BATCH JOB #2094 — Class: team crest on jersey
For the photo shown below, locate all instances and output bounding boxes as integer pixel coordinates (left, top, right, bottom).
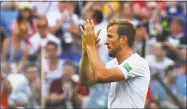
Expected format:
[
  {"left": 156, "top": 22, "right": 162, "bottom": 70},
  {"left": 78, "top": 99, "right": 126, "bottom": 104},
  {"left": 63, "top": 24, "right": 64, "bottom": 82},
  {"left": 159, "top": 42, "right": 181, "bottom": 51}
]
[{"left": 123, "top": 63, "right": 132, "bottom": 72}]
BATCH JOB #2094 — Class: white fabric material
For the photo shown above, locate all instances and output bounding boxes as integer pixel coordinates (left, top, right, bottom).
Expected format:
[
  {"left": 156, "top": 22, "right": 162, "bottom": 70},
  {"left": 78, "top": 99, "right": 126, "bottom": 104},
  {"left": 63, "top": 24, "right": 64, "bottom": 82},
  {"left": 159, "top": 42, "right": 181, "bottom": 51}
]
[
  {"left": 106, "top": 53, "right": 150, "bottom": 108},
  {"left": 29, "top": 32, "right": 61, "bottom": 55}
]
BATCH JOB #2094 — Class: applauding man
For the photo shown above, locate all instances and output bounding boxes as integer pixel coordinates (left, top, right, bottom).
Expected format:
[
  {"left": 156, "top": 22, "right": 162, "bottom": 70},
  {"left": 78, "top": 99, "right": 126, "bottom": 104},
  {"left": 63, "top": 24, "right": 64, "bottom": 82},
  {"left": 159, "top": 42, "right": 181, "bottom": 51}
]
[{"left": 79, "top": 19, "right": 150, "bottom": 108}]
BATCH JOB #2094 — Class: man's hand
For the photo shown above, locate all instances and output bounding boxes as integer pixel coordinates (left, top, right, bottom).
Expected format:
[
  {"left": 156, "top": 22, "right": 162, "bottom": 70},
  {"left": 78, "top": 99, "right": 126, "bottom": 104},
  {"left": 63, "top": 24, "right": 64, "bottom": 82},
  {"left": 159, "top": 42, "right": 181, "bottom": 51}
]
[
  {"left": 80, "top": 19, "right": 101, "bottom": 49},
  {"left": 81, "top": 32, "right": 100, "bottom": 56},
  {"left": 82, "top": 39, "right": 87, "bottom": 55},
  {"left": 49, "top": 93, "right": 65, "bottom": 103}
]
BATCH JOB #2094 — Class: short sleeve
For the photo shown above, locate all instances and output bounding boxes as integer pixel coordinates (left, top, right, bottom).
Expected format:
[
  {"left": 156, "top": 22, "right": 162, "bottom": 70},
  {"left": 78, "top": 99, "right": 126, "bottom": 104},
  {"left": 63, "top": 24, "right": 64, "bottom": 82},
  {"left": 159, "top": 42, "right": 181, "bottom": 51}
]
[{"left": 118, "top": 61, "right": 145, "bottom": 80}]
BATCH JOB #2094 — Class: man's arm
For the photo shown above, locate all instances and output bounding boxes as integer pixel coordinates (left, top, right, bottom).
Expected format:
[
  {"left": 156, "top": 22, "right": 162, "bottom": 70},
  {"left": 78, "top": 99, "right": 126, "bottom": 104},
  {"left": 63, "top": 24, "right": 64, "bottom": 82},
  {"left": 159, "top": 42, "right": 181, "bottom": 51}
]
[
  {"left": 86, "top": 46, "right": 125, "bottom": 83},
  {"left": 79, "top": 41, "right": 97, "bottom": 87}
]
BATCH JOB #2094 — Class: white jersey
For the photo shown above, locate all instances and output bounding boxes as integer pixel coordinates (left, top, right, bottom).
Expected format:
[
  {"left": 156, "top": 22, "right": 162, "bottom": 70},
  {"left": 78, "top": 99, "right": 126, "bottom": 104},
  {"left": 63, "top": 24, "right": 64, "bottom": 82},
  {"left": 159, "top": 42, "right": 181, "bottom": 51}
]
[{"left": 106, "top": 53, "right": 150, "bottom": 108}]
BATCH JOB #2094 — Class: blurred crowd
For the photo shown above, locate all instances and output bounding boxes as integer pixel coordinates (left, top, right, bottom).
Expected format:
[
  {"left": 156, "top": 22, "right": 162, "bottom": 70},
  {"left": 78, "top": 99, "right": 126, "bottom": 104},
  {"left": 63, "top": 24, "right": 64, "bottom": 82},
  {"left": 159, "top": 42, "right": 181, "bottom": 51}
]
[{"left": 0, "top": 1, "right": 186, "bottom": 109}]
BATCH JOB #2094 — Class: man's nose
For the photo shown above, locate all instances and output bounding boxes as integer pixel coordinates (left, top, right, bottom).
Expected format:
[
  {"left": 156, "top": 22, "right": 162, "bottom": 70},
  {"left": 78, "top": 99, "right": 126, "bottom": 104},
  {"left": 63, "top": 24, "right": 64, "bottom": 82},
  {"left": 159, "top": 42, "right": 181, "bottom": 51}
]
[
  {"left": 105, "top": 40, "right": 108, "bottom": 45},
  {"left": 104, "top": 42, "right": 108, "bottom": 45}
]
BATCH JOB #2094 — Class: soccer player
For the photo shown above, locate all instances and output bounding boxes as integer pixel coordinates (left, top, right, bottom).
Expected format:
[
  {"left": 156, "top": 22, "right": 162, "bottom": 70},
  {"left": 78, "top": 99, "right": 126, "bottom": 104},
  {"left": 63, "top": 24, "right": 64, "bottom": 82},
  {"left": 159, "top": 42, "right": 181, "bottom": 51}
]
[{"left": 79, "top": 19, "right": 150, "bottom": 108}]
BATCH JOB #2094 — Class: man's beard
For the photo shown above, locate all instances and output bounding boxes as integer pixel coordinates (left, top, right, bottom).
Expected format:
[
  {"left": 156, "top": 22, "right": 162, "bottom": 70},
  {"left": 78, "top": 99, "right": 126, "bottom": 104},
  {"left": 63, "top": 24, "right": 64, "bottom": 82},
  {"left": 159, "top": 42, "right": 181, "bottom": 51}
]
[{"left": 109, "top": 48, "right": 119, "bottom": 57}]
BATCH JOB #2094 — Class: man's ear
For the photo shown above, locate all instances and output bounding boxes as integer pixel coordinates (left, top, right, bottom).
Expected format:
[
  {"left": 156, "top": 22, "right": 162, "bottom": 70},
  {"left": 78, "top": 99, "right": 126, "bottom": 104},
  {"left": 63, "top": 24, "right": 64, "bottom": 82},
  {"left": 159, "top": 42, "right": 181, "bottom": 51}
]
[{"left": 120, "top": 35, "right": 128, "bottom": 45}]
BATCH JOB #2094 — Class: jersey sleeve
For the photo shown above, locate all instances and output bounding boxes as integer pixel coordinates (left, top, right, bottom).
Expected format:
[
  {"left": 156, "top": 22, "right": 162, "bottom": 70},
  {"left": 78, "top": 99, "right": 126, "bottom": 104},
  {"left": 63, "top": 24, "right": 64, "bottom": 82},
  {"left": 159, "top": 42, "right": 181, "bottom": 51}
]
[{"left": 118, "top": 60, "right": 146, "bottom": 80}]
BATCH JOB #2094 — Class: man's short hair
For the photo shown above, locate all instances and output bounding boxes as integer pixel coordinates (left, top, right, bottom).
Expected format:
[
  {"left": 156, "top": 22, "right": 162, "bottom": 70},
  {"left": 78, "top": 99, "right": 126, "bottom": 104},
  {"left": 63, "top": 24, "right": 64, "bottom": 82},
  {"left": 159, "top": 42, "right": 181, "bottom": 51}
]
[
  {"left": 47, "top": 41, "right": 58, "bottom": 49},
  {"left": 37, "top": 15, "right": 48, "bottom": 26},
  {"left": 24, "top": 63, "right": 38, "bottom": 72},
  {"left": 107, "top": 19, "right": 136, "bottom": 48}
]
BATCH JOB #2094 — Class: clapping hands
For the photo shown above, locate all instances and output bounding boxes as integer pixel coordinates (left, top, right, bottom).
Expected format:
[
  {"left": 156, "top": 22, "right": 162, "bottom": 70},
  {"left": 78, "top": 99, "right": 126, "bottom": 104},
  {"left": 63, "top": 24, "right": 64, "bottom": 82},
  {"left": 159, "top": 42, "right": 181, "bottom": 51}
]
[{"left": 80, "top": 19, "right": 101, "bottom": 49}]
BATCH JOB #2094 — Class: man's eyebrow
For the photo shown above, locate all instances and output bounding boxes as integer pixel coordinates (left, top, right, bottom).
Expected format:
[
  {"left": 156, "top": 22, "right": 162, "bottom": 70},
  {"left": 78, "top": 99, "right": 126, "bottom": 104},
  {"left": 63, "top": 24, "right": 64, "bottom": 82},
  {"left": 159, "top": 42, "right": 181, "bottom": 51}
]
[
  {"left": 107, "top": 34, "right": 113, "bottom": 37},
  {"left": 108, "top": 32, "right": 115, "bottom": 36}
]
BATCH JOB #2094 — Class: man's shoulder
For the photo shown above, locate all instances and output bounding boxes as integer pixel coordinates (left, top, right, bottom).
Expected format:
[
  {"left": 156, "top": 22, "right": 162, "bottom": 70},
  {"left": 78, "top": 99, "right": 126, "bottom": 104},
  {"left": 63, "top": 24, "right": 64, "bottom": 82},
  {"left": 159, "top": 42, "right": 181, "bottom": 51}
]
[
  {"left": 29, "top": 33, "right": 40, "bottom": 41},
  {"left": 126, "top": 53, "right": 149, "bottom": 73},
  {"left": 105, "top": 58, "right": 118, "bottom": 68}
]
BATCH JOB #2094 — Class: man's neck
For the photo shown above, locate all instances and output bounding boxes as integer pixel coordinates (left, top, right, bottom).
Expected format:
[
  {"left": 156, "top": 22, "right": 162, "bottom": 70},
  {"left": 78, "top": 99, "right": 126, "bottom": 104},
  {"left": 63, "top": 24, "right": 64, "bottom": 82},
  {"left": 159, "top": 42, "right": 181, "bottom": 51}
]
[
  {"left": 40, "top": 33, "right": 47, "bottom": 39},
  {"left": 116, "top": 47, "right": 133, "bottom": 64}
]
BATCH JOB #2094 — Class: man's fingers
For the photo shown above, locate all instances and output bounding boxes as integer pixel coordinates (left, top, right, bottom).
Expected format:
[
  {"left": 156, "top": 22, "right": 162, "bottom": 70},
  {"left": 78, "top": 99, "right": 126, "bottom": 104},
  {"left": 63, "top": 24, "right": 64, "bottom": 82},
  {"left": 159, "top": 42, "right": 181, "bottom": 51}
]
[
  {"left": 96, "top": 38, "right": 100, "bottom": 47},
  {"left": 84, "top": 20, "right": 89, "bottom": 33},
  {"left": 96, "top": 38, "right": 100, "bottom": 44},
  {"left": 96, "top": 29, "right": 101, "bottom": 37},
  {"left": 86, "top": 19, "right": 91, "bottom": 30},
  {"left": 80, "top": 25, "right": 85, "bottom": 36},
  {"left": 91, "top": 20, "right": 95, "bottom": 30}
]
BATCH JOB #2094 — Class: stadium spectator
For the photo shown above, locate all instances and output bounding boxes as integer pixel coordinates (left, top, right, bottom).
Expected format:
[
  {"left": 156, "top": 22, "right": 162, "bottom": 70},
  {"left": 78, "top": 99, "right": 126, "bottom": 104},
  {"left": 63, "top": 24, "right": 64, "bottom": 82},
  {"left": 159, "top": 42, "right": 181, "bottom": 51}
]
[
  {"left": 45, "top": 41, "right": 64, "bottom": 96},
  {"left": 8, "top": 63, "right": 40, "bottom": 108},
  {"left": 29, "top": 16, "right": 61, "bottom": 57},
  {"left": 119, "top": 2, "right": 139, "bottom": 27},
  {"left": 141, "top": 2, "right": 164, "bottom": 40},
  {"left": 146, "top": 42, "right": 174, "bottom": 78},
  {"left": 46, "top": 2, "right": 80, "bottom": 53},
  {"left": 168, "top": 18, "right": 186, "bottom": 46},
  {"left": 164, "top": 18, "right": 186, "bottom": 61},
  {"left": 2, "top": 22, "right": 29, "bottom": 73},
  {"left": 133, "top": 22, "right": 149, "bottom": 57},
  {"left": 46, "top": 60, "right": 82, "bottom": 109},
  {"left": 11, "top": 2, "right": 37, "bottom": 37}
]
